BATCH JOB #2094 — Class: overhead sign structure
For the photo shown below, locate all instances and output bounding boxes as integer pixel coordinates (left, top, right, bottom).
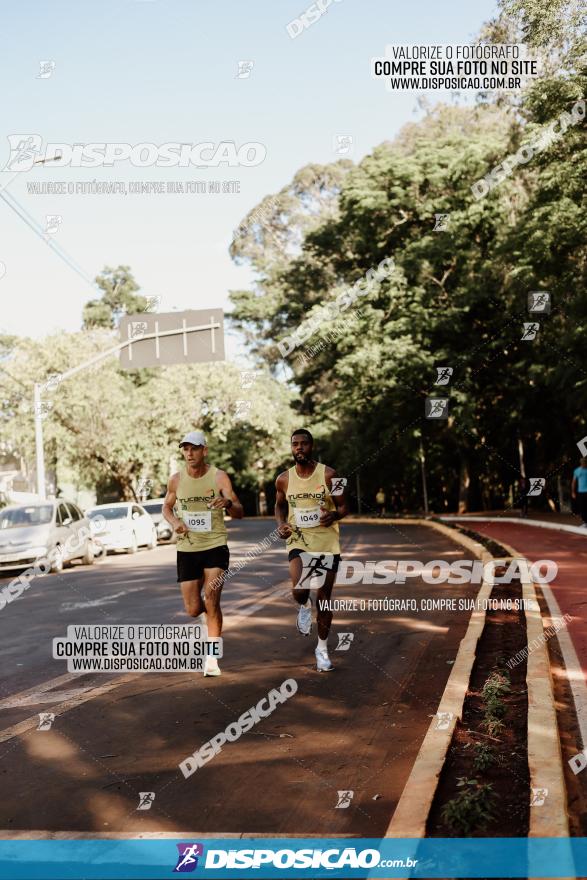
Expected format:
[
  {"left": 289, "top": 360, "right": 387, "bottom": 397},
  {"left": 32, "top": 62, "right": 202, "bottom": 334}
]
[
  {"left": 33, "top": 308, "right": 226, "bottom": 499},
  {"left": 118, "top": 309, "right": 225, "bottom": 370}
]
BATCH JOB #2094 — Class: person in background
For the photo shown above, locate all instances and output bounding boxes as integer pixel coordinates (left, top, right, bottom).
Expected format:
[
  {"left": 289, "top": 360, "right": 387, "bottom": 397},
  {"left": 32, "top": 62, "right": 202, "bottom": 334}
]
[
  {"left": 375, "top": 487, "right": 386, "bottom": 517},
  {"left": 571, "top": 458, "right": 587, "bottom": 527}
]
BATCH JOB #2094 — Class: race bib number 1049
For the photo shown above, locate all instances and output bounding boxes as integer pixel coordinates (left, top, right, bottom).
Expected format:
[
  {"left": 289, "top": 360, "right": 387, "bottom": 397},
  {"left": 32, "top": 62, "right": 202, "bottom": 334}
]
[{"left": 294, "top": 507, "right": 321, "bottom": 529}]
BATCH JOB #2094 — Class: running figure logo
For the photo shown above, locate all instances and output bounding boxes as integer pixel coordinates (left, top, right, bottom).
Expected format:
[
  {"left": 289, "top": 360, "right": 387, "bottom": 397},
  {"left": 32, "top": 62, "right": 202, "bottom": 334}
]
[
  {"left": 528, "top": 291, "right": 551, "bottom": 314},
  {"left": 434, "top": 367, "right": 453, "bottom": 386},
  {"left": 144, "top": 295, "right": 161, "bottom": 313},
  {"left": 335, "top": 790, "right": 354, "bottom": 809},
  {"left": 3, "top": 134, "right": 43, "bottom": 171},
  {"left": 130, "top": 321, "right": 148, "bottom": 339},
  {"left": 174, "top": 843, "right": 204, "bottom": 872},
  {"left": 234, "top": 400, "right": 252, "bottom": 420},
  {"left": 335, "top": 632, "right": 354, "bottom": 651},
  {"left": 296, "top": 553, "right": 335, "bottom": 590},
  {"left": 333, "top": 135, "right": 353, "bottom": 155},
  {"left": 44, "top": 215, "right": 62, "bottom": 236},
  {"left": 433, "top": 213, "right": 450, "bottom": 231},
  {"left": 330, "top": 477, "right": 347, "bottom": 496},
  {"left": 425, "top": 398, "right": 449, "bottom": 419},
  {"left": 435, "top": 712, "right": 453, "bottom": 730},
  {"left": 526, "top": 477, "right": 545, "bottom": 496},
  {"left": 530, "top": 787, "right": 548, "bottom": 806},
  {"left": 37, "top": 60, "right": 56, "bottom": 79},
  {"left": 37, "top": 713, "right": 55, "bottom": 731},
  {"left": 521, "top": 322, "right": 540, "bottom": 341},
  {"left": 236, "top": 60, "right": 254, "bottom": 79},
  {"left": 137, "top": 792, "right": 155, "bottom": 811}
]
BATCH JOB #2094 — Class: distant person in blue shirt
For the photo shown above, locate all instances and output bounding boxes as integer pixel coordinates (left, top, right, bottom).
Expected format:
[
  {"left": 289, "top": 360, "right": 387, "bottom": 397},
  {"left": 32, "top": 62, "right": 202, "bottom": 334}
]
[{"left": 572, "top": 458, "right": 587, "bottom": 527}]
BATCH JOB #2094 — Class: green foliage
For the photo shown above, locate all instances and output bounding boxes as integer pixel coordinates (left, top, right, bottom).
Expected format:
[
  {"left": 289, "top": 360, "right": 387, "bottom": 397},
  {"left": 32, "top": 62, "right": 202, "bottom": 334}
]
[
  {"left": 480, "top": 669, "right": 511, "bottom": 731},
  {"left": 481, "top": 671, "right": 511, "bottom": 702},
  {"left": 473, "top": 741, "right": 497, "bottom": 772},
  {"left": 441, "top": 778, "right": 497, "bottom": 832},
  {"left": 82, "top": 266, "right": 149, "bottom": 329},
  {"left": 481, "top": 717, "right": 506, "bottom": 737},
  {"left": 0, "top": 331, "right": 295, "bottom": 501},
  {"left": 228, "top": 0, "right": 586, "bottom": 513}
]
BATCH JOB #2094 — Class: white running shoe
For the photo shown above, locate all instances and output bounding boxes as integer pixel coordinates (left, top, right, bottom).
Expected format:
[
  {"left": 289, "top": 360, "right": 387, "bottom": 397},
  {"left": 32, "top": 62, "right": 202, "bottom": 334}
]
[
  {"left": 315, "top": 647, "right": 334, "bottom": 672},
  {"left": 204, "top": 658, "right": 221, "bottom": 677},
  {"left": 296, "top": 599, "right": 313, "bottom": 636}
]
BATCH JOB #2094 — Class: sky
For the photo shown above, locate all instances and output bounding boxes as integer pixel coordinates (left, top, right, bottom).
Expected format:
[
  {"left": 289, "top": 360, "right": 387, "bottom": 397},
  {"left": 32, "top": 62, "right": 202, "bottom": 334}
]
[{"left": 0, "top": 0, "right": 499, "bottom": 356}]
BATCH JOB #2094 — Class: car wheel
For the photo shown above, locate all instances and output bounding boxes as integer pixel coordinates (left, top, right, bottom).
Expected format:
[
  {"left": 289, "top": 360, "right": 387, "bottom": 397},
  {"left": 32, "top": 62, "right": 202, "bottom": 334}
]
[
  {"left": 148, "top": 528, "right": 157, "bottom": 549},
  {"left": 127, "top": 533, "right": 138, "bottom": 554},
  {"left": 82, "top": 540, "right": 94, "bottom": 565},
  {"left": 51, "top": 547, "right": 64, "bottom": 573}
]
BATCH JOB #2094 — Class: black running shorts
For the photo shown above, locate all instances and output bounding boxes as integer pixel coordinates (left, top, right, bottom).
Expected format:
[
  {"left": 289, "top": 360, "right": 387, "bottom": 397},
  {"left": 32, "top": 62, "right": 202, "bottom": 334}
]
[{"left": 176, "top": 545, "right": 230, "bottom": 583}]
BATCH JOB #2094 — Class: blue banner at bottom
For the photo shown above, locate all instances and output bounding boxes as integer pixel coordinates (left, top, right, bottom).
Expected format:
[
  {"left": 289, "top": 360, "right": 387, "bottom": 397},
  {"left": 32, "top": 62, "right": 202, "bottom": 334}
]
[{"left": 0, "top": 837, "right": 583, "bottom": 879}]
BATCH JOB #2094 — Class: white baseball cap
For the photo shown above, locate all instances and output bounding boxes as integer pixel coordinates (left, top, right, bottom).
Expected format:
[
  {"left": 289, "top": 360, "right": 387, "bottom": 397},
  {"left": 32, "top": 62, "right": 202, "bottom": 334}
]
[{"left": 179, "top": 430, "right": 207, "bottom": 448}]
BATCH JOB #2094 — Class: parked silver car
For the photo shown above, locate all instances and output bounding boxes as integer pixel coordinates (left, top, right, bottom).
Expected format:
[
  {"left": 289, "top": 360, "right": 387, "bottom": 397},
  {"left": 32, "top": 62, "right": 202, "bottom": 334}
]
[
  {"left": 141, "top": 499, "right": 176, "bottom": 543},
  {"left": 0, "top": 500, "right": 94, "bottom": 573}
]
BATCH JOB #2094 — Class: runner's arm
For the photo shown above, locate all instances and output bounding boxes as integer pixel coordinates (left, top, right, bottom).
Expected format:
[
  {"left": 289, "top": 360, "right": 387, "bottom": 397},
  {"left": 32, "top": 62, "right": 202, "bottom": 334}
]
[
  {"left": 275, "top": 472, "right": 292, "bottom": 538},
  {"left": 320, "top": 467, "right": 349, "bottom": 527},
  {"left": 210, "top": 470, "right": 244, "bottom": 518},
  {"left": 162, "top": 473, "right": 187, "bottom": 534},
  {"left": 572, "top": 474, "right": 577, "bottom": 499}
]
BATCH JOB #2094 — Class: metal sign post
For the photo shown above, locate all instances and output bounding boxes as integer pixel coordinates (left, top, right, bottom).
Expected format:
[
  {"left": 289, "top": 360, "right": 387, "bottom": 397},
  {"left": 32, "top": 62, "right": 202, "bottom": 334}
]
[{"left": 33, "top": 308, "right": 224, "bottom": 499}]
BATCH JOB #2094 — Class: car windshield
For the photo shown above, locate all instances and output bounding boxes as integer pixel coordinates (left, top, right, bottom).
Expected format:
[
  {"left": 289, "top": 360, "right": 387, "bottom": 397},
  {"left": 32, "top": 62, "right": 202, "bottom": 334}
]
[
  {"left": 87, "top": 507, "right": 128, "bottom": 521},
  {"left": 142, "top": 502, "right": 163, "bottom": 514},
  {"left": 0, "top": 505, "right": 53, "bottom": 529}
]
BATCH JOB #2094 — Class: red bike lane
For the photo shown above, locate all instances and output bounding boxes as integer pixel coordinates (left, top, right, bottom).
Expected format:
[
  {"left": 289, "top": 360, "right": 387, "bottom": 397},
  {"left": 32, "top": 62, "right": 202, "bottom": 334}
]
[{"left": 455, "top": 520, "right": 587, "bottom": 679}]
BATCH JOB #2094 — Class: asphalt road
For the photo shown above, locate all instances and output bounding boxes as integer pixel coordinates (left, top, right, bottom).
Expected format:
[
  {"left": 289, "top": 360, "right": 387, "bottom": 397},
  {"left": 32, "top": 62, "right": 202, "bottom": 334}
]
[{"left": 0, "top": 519, "right": 477, "bottom": 836}]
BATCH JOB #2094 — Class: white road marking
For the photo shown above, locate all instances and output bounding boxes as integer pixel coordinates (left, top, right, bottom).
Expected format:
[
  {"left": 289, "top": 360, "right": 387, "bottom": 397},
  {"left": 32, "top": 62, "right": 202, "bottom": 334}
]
[
  {"left": 0, "top": 530, "right": 365, "bottom": 742},
  {"left": 60, "top": 585, "right": 150, "bottom": 610},
  {"left": 0, "top": 581, "right": 290, "bottom": 743},
  {"left": 0, "top": 688, "right": 99, "bottom": 708},
  {"left": 0, "top": 673, "right": 81, "bottom": 709},
  {"left": 60, "top": 591, "right": 128, "bottom": 610}
]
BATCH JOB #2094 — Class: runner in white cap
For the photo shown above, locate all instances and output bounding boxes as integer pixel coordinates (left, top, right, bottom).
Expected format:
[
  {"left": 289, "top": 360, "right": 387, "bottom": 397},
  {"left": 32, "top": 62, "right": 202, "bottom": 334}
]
[{"left": 162, "top": 430, "right": 243, "bottom": 676}]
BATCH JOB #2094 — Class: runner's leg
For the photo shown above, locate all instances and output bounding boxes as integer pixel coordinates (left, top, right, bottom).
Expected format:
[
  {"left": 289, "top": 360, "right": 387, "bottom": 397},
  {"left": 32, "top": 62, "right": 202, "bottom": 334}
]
[
  {"left": 290, "top": 554, "right": 313, "bottom": 636},
  {"left": 202, "top": 567, "right": 225, "bottom": 637},
  {"left": 314, "top": 569, "right": 336, "bottom": 670},
  {"left": 180, "top": 578, "right": 205, "bottom": 618},
  {"left": 316, "top": 569, "right": 336, "bottom": 640},
  {"left": 290, "top": 555, "right": 309, "bottom": 606},
  {"left": 202, "top": 567, "right": 225, "bottom": 674}
]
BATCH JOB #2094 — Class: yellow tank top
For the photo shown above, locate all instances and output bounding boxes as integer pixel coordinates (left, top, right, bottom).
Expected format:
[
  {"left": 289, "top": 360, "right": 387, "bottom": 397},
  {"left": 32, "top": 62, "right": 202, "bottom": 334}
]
[
  {"left": 286, "top": 462, "right": 340, "bottom": 554},
  {"left": 175, "top": 465, "right": 228, "bottom": 552}
]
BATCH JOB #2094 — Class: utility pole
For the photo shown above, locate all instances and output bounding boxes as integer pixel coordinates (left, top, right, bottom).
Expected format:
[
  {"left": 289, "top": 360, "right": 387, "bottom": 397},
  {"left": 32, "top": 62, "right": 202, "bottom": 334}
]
[{"left": 33, "top": 383, "right": 47, "bottom": 500}]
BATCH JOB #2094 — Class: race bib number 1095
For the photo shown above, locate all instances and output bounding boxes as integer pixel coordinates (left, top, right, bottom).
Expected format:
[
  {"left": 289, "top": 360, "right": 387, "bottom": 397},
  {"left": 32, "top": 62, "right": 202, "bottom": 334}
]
[{"left": 183, "top": 511, "right": 212, "bottom": 532}]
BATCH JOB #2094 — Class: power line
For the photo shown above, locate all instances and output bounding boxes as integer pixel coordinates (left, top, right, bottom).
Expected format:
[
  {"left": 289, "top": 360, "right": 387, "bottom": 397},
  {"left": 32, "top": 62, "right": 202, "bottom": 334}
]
[{"left": 0, "top": 187, "right": 97, "bottom": 290}]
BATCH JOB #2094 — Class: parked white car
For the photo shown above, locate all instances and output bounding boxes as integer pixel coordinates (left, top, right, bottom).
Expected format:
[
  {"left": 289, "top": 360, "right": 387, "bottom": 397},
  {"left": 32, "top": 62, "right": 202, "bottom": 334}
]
[
  {"left": 0, "top": 500, "right": 94, "bottom": 573},
  {"left": 85, "top": 502, "right": 157, "bottom": 554}
]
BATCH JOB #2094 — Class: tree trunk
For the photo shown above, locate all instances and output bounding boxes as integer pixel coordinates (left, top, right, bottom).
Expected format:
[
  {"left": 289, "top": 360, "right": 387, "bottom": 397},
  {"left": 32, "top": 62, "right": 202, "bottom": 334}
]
[{"left": 458, "top": 458, "right": 470, "bottom": 513}]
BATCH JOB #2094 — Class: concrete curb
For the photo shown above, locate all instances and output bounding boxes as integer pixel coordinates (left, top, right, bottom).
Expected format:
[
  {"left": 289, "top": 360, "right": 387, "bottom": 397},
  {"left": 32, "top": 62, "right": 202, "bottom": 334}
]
[
  {"left": 439, "top": 514, "right": 587, "bottom": 538},
  {"left": 488, "top": 535, "right": 569, "bottom": 838},
  {"left": 383, "top": 518, "right": 569, "bottom": 842},
  {"left": 384, "top": 519, "right": 494, "bottom": 837}
]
